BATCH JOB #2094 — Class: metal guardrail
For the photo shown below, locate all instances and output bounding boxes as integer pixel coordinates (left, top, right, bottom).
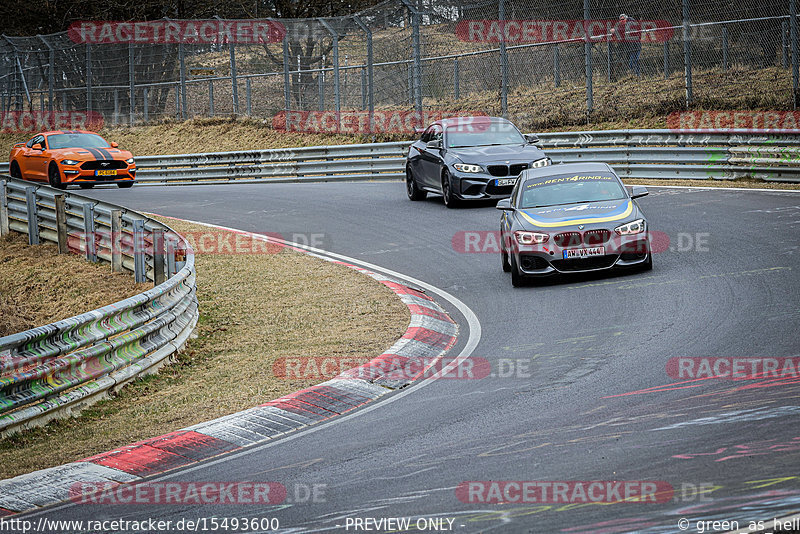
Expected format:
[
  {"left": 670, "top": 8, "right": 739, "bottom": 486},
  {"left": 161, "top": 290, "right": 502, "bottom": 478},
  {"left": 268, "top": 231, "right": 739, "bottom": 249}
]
[
  {"left": 2, "top": 129, "right": 800, "bottom": 186},
  {"left": 0, "top": 177, "right": 199, "bottom": 436}
]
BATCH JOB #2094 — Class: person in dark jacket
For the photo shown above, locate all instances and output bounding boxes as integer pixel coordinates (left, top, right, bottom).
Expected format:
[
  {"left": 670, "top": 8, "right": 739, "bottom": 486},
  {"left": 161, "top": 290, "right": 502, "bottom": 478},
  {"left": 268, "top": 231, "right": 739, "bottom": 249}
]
[{"left": 611, "top": 13, "right": 642, "bottom": 76}]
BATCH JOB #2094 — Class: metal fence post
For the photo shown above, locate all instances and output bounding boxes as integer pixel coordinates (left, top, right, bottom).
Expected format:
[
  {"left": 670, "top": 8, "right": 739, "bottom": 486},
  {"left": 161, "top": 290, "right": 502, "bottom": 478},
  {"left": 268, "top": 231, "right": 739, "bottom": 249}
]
[
  {"left": 246, "top": 78, "right": 252, "bottom": 116},
  {"left": 133, "top": 219, "right": 146, "bottom": 283},
  {"left": 179, "top": 42, "right": 187, "bottom": 120},
  {"left": 454, "top": 58, "right": 460, "bottom": 98},
  {"left": 783, "top": 21, "right": 789, "bottom": 69},
  {"left": 129, "top": 42, "right": 135, "bottom": 125},
  {"left": 152, "top": 228, "right": 165, "bottom": 286},
  {"left": 209, "top": 80, "right": 214, "bottom": 116},
  {"left": 230, "top": 44, "right": 239, "bottom": 114},
  {"left": 353, "top": 15, "right": 374, "bottom": 133},
  {"left": 283, "top": 36, "right": 291, "bottom": 115},
  {"left": 554, "top": 45, "right": 560, "bottom": 87},
  {"left": 82, "top": 203, "right": 96, "bottom": 262},
  {"left": 360, "top": 68, "right": 367, "bottom": 110},
  {"left": 39, "top": 92, "right": 44, "bottom": 113},
  {"left": 55, "top": 194, "right": 68, "bottom": 254},
  {"left": 175, "top": 82, "right": 180, "bottom": 117},
  {"left": 38, "top": 36, "right": 55, "bottom": 113},
  {"left": 111, "top": 210, "right": 122, "bottom": 272},
  {"left": 722, "top": 26, "right": 729, "bottom": 71},
  {"left": 408, "top": 2, "right": 423, "bottom": 113},
  {"left": 584, "top": 0, "right": 593, "bottom": 114},
  {"left": 319, "top": 19, "right": 341, "bottom": 116},
  {"left": 113, "top": 89, "right": 119, "bottom": 126},
  {"left": 25, "top": 187, "right": 39, "bottom": 245},
  {"left": 86, "top": 43, "right": 92, "bottom": 113},
  {"left": 499, "top": 0, "right": 508, "bottom": 117},
  {"left": 683, "top": 0, "right": 693, "bottom": 106},
  {"left": 606, "top": 42, "right": 612, "bottom": 82},
  {"left": 143, "top": 87, "right": 149, "bottom": 122},
  {"left": 0, "top": 180, "right": 9, "bottom": 237},
  {"left": 792, "top": 0, "right": 799, "bottom": 107},
  {"left": 664, "top": 41, "right": 670, "bottom": 79},
  {"left": 318, "top": 64, "right": 325, "bottom": 111}
]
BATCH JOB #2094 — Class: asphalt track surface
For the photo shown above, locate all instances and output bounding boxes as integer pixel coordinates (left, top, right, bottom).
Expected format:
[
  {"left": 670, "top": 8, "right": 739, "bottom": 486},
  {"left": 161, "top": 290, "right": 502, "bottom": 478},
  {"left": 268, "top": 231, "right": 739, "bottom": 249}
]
[{"left": 17, "top": 182, "right": 800, "bottom": 533}]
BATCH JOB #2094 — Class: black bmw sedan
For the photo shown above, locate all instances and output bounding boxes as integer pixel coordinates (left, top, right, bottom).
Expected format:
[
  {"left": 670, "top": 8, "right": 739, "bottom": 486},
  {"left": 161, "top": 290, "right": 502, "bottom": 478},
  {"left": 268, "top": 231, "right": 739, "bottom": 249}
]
[{"left": 405, "top": 116, "right": 550, "bottom": 208}]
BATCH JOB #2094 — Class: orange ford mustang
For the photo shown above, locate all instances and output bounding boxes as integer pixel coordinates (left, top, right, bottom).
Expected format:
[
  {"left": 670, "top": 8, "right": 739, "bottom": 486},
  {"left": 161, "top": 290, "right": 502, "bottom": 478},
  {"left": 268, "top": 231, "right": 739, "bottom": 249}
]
[{"left": 9, "top": 130, "right": 136, "bottom": 189}]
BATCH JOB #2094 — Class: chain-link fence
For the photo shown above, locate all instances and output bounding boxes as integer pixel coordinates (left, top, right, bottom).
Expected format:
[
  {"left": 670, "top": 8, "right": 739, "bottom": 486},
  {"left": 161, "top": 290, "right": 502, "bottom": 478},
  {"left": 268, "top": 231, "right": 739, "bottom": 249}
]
[{"left": 1, "top": 0, "right": 796, "bottom": 134}]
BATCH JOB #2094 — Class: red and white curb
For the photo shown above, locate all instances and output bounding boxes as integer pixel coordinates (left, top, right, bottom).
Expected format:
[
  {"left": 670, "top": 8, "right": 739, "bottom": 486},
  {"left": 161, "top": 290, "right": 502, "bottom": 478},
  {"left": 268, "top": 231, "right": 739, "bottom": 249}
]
[{"left": 0, "top": 227, "right": 458, "bottom": 516}]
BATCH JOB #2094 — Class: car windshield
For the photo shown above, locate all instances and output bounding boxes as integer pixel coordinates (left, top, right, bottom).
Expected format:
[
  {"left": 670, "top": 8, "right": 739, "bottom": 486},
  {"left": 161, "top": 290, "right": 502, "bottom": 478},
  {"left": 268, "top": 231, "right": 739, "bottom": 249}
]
[
  {"left": 520, "top": 172, "right": 627, "bottom": 208},
  {"left": 445, "top": 121, "right": 525, "bottom": 148},
  {"left": 47, "top": 133, "right": 110, "bottom": 150}
]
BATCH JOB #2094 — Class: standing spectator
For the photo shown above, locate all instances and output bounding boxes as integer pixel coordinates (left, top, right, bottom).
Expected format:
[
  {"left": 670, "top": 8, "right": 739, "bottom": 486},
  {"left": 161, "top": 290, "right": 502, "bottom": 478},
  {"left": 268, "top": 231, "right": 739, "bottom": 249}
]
[{"left": 611, "top": 13, "right": 642, "bottom": 76}]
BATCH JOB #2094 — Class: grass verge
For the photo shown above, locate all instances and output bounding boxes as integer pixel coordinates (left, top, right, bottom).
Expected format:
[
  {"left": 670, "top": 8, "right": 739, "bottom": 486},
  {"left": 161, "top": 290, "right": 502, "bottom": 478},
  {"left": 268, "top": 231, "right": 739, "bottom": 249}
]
[
  {"left": 0, "top": 232, "right": 147, "bottom": 337},
  {"left": 0, "top": 218, "right": 409, "bottom": 480}
]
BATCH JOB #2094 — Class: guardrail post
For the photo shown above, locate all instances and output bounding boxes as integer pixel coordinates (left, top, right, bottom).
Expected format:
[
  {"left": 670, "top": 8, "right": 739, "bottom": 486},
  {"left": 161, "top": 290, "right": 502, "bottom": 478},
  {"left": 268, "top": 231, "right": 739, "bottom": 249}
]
[
  {"left": 54, "top": 194, "right": 68, "bottom": 254},
  {"left": 82, "top": 203, "right": 96, "bottom": 262},
  {"left": 25, "top": 187, "right": 39, "bottom": 245},
  {"left": 166, "top": 235, "right": 176, "bottom": 276},
  {"left": 152, "top": 228, "right": 166, "bottom": 286},
  {"left": 111, "top": 209, "right": 123, "bottom": 272},
  {"left": 133, "top": 219, "right": 146, "bottom": 283},
  {"left": 0, "top": 180, "right": 9, "bottom": 237}
]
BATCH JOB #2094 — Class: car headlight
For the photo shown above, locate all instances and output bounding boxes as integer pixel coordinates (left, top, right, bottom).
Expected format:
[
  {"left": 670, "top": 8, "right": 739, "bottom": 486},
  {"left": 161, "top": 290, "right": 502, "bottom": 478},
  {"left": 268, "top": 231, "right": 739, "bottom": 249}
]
[
  {"left": 531, "top": 157, "right": 551, "bottom": 168},
  {"left": 126, "top": 158, "right": 134, "bottom": 164},
  {"left": 515, "top": 230, "right": 549, "bottom": 244},
  {"left": 615, "top": 219, "right": 646, "bottom": 235},
  {"left": 453, "top": 163, "right": 483, "bottom": 173},
  {"left": 60, "top": 159, "right": 79, "bottom": 166}
]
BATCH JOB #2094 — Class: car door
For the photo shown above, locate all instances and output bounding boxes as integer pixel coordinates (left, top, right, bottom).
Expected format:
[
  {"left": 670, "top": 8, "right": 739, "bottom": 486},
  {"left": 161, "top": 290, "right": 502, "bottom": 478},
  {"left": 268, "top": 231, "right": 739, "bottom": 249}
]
[
  {"left": 20, "top": 135, "right": 48, "bottom": 181},
  {"left": 408, "top": 126, "right": 431, "bottom": 183},
  {"left": 417, "top": 124, "right": 444, "bottom": 189}
]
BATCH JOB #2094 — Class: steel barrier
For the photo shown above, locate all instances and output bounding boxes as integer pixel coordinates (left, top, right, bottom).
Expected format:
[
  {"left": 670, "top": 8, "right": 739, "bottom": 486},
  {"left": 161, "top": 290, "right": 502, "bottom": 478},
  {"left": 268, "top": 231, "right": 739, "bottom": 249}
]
[
  {"left": 2, "top": 129, "right": 800, "bottom": 184},
  {"left": 0, "top": 178, "right": 199, "bottom": 437}
]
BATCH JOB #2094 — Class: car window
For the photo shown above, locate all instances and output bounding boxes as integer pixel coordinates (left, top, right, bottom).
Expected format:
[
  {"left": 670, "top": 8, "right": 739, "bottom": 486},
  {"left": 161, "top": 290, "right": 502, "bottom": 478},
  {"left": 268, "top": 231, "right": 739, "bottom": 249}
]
[
  {"left": 26, "top": 135, "right": 44, "bottom": 148},
  {"left": 420, "top": 125, "right": 435, "bottom": 143},
  {"left": 48, "top": 133, "right": 110, "bottom": 150},
  {"left": 445, "top": 120, "right": 524, "bottom": 148},
  {"left": 520, "top": 172, "right": 626, "bottom": 209},
  {"left": 431, "top": 124, "right": 443, "bottom": 142}
]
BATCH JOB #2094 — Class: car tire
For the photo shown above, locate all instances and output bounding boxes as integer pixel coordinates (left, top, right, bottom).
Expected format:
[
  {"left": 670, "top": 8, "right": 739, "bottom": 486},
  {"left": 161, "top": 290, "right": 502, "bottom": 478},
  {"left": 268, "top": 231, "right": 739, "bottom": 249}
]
[
  {"left": 501, "top": 240, "right": 512, "bottom": 273},
  {"left": 510, "top": 254, "right": 525, "bottom": 287},
  {"left": 10, "top": 161, "right": 22, "bottom": 179},
  {"left": 118, "top": 182, "right": 134, "bottom": 189},
  {"left": 79, "top": 184, "right": 94, "bottom": 189},
  {"left": 48, "top": 163, "right": 66, "bottom": 190},
  {"left": 406, "top": 166, "right": 427, "bottom": 201},
  {"left": 442, "top": 170, "right": 460, "bottom": 209}
]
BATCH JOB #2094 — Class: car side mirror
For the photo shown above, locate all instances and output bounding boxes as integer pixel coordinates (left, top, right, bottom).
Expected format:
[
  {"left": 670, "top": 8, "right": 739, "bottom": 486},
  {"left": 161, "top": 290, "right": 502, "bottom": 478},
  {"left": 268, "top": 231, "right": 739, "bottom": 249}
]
[
  {"left": 32, "top": 143, "right": 43, "bottom": 151},
  {"left": 629, "top": 185, "right": 649, "bottom": 199},
  {"left": 524, "top": 133, "right": 540, "bottom": 145},
  {"left": 426, "top": 139, "right": 442, "bottom": 150},
  {"left": 110, "top": 141, "right": 119, "bottom": 148},
  {"left": 496, "top": 198, "right": 514, "bottom": 211}
]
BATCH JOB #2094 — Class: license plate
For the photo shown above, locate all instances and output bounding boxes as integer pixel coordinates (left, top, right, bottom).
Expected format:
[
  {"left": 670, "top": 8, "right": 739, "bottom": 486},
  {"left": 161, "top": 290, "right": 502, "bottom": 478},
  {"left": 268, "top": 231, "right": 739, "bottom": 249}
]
[
  {"left": 495, "top": 178, "right": 517, "bottom": 187},
  {"left": 563, "top": 246, "right": 605, "bottom": 259},
  {"left": 96, "top": 169, "right": 117, "bottom": 176}
]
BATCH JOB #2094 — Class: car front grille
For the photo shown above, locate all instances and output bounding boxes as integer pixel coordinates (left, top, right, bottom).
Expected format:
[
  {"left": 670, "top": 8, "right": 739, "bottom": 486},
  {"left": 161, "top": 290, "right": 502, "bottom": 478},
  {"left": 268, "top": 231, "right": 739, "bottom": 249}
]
[
  {"left": 583, "top": 229, "right": 611, "bottom": 245},
  {"left": 487, "top": 163, "right": 529, "bottom": 177},
  {"left": 80, "top": 160, "right": 127, "bottom": 170},
  {"left": 551, "top": 255, "right": 617, "bottom": 272},
  {"left": 554, "top": 232, "right": 582, "bottom": 248}
]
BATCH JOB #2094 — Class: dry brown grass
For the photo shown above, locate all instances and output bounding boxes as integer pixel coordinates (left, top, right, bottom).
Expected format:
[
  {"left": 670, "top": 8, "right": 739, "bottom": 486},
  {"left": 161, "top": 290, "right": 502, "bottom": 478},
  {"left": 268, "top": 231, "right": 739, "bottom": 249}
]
[
  {"left": 0, "top": 232, "right": 148, "bottom": 337},
  {"left": 0, "top": 218, "right": 409, "bottom": 479}
]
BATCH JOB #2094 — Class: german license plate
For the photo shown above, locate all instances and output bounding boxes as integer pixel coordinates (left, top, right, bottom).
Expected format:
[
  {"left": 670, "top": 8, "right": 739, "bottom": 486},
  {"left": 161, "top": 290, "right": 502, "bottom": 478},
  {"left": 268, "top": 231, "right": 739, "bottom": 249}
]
[
  {"left": 563, "top": 246, "right": 605, "bottom": 259},
  {"left": 495, "top": 178, "right": 517, "bottom": 187},
  {"left": 96, "top": 169, "right": 117, "bottom": 176}
]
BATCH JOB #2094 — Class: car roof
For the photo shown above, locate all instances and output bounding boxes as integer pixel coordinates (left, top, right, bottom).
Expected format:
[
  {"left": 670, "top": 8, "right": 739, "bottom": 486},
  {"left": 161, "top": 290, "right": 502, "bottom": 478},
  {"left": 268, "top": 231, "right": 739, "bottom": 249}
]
[
  {"left": 42, "top": 130, "right": 98, "bottom": 136},
  {"left": 433, "top": 116, "right": 513, "bottom": 128},
  {"left": 520, "top": 162, "right": 616, "bottom": 181}
]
